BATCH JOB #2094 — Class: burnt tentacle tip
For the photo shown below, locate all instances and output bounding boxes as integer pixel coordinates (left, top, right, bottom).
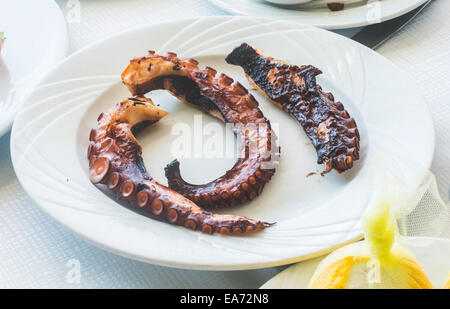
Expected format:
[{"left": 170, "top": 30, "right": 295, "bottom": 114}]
[
  {"left": 214, "top": 220, "right": 274, "bottom": 236},
  {"left": 263, "top": 221, "right": 276, "bottom": 228},
  {"left": 164, "top": 159, "right": 181, "bottom": 178}
]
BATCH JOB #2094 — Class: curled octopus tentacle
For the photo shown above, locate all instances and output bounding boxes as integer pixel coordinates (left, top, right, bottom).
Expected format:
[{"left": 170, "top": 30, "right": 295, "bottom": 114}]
[
  {"left": 226, "top": 43, "right": 360, "bottom": 174},
  {"left": 88, "top": 97, "right": 271, "bottom": 235},
  {"left": 121, "top": 51, "right": 280, "bottom": 209}
]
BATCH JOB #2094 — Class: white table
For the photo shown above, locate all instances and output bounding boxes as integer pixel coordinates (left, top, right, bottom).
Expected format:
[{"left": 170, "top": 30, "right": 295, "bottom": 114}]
[{"left": 0, "top": 0, "right": 448, "bottom": 288}]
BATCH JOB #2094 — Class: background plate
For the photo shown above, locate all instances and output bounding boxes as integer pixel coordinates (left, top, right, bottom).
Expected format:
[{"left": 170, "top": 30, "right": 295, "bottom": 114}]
[
  {"left": 0, "top": 0, "right": 68, "bottom": 137},
  {"left": 208, "top": 0, "right": 428, "bottom": 29},
  {"left": 11, "top": 17, "right": 434, "bottom": 270},
  {"left": 261, "top": 237, "right": 450, "bottom": 288}
]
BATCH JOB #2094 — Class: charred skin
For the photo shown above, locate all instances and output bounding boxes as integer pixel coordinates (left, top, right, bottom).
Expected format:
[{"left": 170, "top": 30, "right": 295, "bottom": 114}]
[
  {"left": 226, "top": 43, "right": 360, "bottom": 174},
  {"left": 121, "top": 51, "right": 279, "bottom": 209},
  {"left": 88, "top": 97, "right": 271, "bottom": 235}
]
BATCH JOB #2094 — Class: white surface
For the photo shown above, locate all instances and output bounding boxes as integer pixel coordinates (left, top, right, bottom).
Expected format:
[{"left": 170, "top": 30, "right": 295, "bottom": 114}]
[
  {"left": 0, "top": 0, "right": 68, "bottom": 137},
  {"left": 261, "top": 237, "right": 450, "bottom": 288},
  {"left": 0, "top": 0, "right": 448, "bottom": 288},
  {"left": 11, "top": 16, "right": 434, "bottom": 270},
  {"left": 265, "top": 0, "right": 361, "bottom": 5},
  {"left": 265, "top": 0, "right": 311, "bottom": 5},
  {"left": 208, "top": 0, "right": 428, "bottom": 29}
]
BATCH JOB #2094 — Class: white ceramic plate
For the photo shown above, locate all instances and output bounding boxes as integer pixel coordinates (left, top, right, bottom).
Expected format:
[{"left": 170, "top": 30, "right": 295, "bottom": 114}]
[
  {"left": 0, "top": 0, "right": 68, "bottom": 137},
  {"left": 208, "top": 0, "right": 429, "bottom": 29},
  {"left": 261, "top": 237, "right": 450, "bottom": 288},
  {"left": 11, "top": 17, "right": 434, "bottom": 270}
]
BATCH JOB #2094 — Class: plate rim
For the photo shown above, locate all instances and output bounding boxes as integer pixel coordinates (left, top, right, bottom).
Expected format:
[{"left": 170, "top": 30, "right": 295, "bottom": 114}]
[
  {"left": 10, "top": 16, "right": 435, "bottom": 270},
  {"left": 208, "top": 0, "right": 429, "bottom": 30}
]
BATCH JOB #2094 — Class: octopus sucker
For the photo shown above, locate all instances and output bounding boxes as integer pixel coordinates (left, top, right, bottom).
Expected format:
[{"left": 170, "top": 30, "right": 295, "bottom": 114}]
[
  {"left": 226, "top": 43, "right": 360, "bottom": 174},
  {"left": 88, "top": 96, "right": 271, "bottom": 235},
  {"left": 121, "top": 51, "right": 279, "bottom": 209}
]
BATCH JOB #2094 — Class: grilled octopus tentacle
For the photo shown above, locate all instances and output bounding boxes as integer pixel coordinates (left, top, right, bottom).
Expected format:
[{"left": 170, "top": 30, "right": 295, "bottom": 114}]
[
  {"left": 121, "top": 51, "right": 279, "bottom": 209},
  {"left": 88, "top": 97, "right": 270, "bottom": 235},
  {"left": 226, "top": 43, "right": 360, "bottom": 174}
]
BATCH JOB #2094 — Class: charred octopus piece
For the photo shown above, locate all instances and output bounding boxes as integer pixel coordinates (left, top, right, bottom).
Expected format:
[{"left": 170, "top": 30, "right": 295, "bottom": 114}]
[
  {"left": 226, "top": 43, "right": 360, "bottom": 174},
  {"left": 88, "top": 97, "right": 271, "bottom": 235},
  {"left": 121, "top": 52, "right": 279, "bottom": 209}
]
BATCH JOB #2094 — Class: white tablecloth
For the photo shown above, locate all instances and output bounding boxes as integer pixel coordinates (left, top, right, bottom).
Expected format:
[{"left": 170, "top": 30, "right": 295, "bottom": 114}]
[{"left": 0, "top": 0, "right": 448, "bottom": 288}]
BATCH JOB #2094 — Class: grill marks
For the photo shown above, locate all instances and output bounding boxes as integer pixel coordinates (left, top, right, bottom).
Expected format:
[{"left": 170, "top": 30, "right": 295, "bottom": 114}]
[{"left": 226, "top": 43, "right": 360, "bottom": 174}]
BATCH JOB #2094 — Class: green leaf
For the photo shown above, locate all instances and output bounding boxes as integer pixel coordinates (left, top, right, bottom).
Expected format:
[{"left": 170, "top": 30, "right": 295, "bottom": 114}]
[{"left": 0, "top": 32, "right": 5, "bottom": 45}]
